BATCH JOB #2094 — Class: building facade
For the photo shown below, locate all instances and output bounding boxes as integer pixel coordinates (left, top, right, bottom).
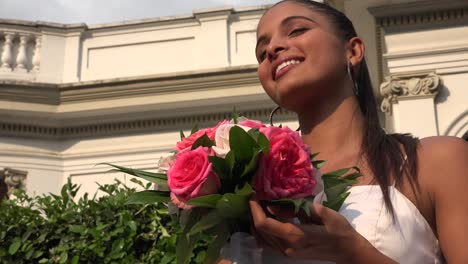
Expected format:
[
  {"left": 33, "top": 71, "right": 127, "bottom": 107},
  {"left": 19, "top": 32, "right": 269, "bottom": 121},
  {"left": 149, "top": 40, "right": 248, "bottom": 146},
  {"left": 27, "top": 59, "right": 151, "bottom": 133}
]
[{"left": 1, "top": 0, "right": 467, "bottom": 197}]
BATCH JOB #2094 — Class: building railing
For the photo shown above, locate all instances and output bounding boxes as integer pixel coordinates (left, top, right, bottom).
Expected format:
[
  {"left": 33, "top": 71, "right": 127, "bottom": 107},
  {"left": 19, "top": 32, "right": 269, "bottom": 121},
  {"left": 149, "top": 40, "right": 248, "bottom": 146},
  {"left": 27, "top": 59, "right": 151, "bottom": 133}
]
[{"left": 0, "top": 32, "right": 41, "bottom": 75}]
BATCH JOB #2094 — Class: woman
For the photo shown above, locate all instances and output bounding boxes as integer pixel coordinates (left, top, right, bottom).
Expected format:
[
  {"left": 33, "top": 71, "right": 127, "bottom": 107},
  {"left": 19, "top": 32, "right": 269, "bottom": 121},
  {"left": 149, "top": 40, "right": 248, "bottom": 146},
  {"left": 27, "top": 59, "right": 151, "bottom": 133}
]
[{"left": 240, "top": 0, "right": 468, "bottom": 263}]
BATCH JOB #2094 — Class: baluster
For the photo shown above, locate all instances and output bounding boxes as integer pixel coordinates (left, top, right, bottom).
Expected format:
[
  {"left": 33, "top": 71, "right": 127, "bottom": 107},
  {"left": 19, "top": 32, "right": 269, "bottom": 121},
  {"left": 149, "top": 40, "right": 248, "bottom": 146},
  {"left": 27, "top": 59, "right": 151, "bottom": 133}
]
[
  {"left": 32, "top": 35, "right": 41, "bottom": 72},
  {"left": 1, "top": 33, "right": 14, "bottom": 71},
  {"left": 16, "top": 34, "right": 29, "bottom": 71}
]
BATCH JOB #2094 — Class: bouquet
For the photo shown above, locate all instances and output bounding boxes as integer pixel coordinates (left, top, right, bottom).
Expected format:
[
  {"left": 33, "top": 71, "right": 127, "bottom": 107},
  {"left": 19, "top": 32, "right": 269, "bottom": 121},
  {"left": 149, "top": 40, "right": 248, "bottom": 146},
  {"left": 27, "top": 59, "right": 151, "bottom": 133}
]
[{"left": 103, "top": 113, "right": 359, "bottom": 264}]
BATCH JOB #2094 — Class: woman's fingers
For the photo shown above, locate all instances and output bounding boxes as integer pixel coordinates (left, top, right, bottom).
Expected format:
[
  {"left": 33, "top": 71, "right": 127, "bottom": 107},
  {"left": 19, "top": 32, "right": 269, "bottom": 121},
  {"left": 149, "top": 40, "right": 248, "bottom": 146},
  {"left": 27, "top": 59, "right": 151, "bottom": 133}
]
[{"left": 250, "top": 199, "right": 324, "bottom": 247}]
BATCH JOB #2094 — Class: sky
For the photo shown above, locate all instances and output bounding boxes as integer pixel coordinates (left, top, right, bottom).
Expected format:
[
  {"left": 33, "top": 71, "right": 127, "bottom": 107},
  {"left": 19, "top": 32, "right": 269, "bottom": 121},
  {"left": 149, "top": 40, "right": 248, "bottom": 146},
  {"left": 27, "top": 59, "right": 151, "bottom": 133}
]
[{"left": 0, "top": 0, "right": 280, "bottom": 25}]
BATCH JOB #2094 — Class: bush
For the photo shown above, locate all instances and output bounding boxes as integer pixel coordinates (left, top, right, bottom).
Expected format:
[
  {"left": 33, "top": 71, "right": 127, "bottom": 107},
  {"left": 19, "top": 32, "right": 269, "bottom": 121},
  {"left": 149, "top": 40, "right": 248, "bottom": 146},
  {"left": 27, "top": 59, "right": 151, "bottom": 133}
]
[{"left": 0, "top": 179, "right": 208, "bottom": 263}]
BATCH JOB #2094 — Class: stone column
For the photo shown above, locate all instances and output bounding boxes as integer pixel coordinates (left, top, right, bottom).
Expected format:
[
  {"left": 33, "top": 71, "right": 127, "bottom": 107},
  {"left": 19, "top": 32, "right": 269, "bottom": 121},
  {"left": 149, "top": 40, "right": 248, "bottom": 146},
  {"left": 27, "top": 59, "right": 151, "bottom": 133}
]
[{"left": 380, "top": 72, "right": 442, "bottom": 138}]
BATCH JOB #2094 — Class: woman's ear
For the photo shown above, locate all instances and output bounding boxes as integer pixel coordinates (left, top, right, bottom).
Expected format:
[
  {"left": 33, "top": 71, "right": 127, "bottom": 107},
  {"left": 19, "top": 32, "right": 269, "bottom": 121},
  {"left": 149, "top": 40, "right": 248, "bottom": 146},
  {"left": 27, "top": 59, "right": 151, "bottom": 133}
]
[{"left": 347, "top": 37, "right": 365, "bottom": 66}]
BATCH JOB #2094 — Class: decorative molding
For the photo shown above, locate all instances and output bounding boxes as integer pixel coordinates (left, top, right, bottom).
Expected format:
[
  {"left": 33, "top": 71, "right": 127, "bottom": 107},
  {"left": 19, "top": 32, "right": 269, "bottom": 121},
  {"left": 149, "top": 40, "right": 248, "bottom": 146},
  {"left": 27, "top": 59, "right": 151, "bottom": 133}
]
[
  {"left": 380, "top": 72, "right": 442, "bottom": 113},
  {"left": 0, "top": 107, "right": 296, "bottom": 139},
  {"left": 0, "top": 167, "right": 28, "bottom": 198},
  {"left": 370, "top": 0, "right": 468, "bottom": 96}
]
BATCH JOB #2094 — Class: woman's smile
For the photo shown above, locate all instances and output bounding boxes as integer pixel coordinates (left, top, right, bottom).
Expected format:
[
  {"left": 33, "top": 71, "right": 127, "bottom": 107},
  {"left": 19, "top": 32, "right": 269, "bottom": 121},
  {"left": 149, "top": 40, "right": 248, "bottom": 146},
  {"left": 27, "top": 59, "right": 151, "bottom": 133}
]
[{"left": 273, "top": 57, "right": 304, "bottom": 80}]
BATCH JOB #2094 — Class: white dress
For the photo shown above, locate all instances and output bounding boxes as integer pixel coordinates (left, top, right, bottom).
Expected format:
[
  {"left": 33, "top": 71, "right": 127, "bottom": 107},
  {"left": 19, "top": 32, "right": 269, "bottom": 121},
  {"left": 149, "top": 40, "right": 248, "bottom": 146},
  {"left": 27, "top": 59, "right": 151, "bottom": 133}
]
[{"left": 222, "top": 185, "right": 444, "bottom": 264}]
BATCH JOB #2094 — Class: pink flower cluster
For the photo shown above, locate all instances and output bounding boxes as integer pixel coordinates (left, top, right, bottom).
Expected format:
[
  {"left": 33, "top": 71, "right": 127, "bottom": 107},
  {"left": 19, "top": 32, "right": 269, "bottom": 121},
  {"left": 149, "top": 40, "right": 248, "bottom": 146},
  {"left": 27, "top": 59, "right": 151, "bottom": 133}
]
[{"left": 166, "top": 119, "right": 317, "bottom": 209}]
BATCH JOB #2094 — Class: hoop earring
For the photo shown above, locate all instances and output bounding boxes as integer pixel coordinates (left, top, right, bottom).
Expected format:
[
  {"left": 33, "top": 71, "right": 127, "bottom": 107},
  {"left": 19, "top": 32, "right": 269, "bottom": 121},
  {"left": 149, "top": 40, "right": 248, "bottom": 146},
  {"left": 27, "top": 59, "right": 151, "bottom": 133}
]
[
  {"left": 269, "top": 106, "right": 301, "bottom": 131},
  {"left": 347, "top": 61, "right": 359, "bottom": 96}
]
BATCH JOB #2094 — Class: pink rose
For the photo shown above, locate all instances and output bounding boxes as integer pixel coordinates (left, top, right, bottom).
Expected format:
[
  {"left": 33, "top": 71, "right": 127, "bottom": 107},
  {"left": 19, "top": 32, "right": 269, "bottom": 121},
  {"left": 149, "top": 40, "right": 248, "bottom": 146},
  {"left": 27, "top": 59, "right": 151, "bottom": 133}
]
[
  {"left": 254, "top": 126, "right": 317, "bottom": 200},
  {"left": 168, "top": 147, "right": 220, "bottom": 209},
  {"left": 237, "top": 119, "right": 266, "bottom": 129},
  {"left": 175, "top": 120, "right": 229, "bottom": 151}
]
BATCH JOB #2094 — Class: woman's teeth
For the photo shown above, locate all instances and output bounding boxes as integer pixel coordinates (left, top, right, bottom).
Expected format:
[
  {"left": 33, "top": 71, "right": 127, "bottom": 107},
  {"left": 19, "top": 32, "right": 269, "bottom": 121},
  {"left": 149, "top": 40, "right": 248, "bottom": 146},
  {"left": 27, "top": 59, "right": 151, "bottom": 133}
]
[{"left": 275, "top": 60, "right": 301, "bottom": 75}]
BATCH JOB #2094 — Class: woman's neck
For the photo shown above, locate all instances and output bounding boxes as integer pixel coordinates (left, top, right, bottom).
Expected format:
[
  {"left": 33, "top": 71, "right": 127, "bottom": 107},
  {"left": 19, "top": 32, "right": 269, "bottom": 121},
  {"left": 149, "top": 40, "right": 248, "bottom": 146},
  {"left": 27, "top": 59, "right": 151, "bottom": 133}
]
[{"left": 298, "top": 96, "right": 365, "bottom": 169}]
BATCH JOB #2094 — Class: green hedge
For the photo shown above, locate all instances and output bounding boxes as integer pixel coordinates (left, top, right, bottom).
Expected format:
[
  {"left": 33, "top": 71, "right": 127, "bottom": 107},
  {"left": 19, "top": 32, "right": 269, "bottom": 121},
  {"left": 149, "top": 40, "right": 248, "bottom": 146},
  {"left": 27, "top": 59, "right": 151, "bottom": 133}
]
[{"left": 0, "top": 179, "right": 208, "bottom": 263}]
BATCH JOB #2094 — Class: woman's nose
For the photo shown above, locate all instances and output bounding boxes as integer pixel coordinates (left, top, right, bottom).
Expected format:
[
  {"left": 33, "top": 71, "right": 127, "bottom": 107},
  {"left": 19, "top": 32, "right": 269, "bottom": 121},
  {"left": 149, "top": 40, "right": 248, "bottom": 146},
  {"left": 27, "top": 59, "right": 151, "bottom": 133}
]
[{"left": 266, "top": 38, "right": 286, "bottom": 60}]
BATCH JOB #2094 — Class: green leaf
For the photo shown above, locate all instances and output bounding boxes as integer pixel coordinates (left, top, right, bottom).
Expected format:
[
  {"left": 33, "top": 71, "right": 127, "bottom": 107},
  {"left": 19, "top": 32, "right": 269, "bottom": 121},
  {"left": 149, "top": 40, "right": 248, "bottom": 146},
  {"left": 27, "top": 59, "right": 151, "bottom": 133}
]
[
  {"left": 216, "top": 193, "right": 249, "bottom": 218},
  {"left": 240, "top": 150, "right": 261, "bottom": 178},
  {"left": 125, "top": 190, "right": 171, "bottom": 204},
  {"left": 69, "top": 225, "right": 85, "bottom": 234},
  {"left": 100, "top": 163, "right": 168, "bottom": 186},
  {"left": 324, "top": 192, "right": 351, "bottom": 211},
  {"left": 225, "top": 151, "right": 235, "bottom": 171},
  {"left": 191, "top": 124, "right": 199, "bottom": 135},
  {"left": 310, "top": 152, "right": 320, "bottom": 160},
  {"left": 203, "top": 223, "right": 229, "bottom": 264},
  {"left": 59, "top": 251, "right": 68, "bottom": 264},
  {"left": 229, "top": 126, "right": 257, "bottom": 163},
  {"left": 235, "top": 183, "right": 254, "bottom": 196},
  {"left": 247, "top": 128, "right": 261, "bottom": 141},
  {"left": 176, "top": 231, "right": 199, "bottom": 264},
  {"left": 257, "top": 132, "right": 270, "bottom": 154},
  {"left": 8, "top": 239, "right": 21, "bottom": 255},
  {"left": 71, "top": 256, "right": 79, "bottom": 264},
  {"left": 208, "top": 156, "right": 230, "bottom": 179},
  {"left": 312, "top": 160, "right": 326, "bottom": 169},
  {"left": 186, "top": 194, "right": 222, "bottom": 208},
  {"left": 322, "top": 167, "right": 359, "bottom": 178},
  {"left": 191, "top": 133, "right": 215, "bottom": 150},
  {"left": 189, "top": 210, "right": 223, "bottom": 236},
  {"left": 180, "top": 130, "right": 186, "bottom": 140},
  {"left": 324, "top": 178, "right": 356, "bottom": 200},
  {"left": 232, "top": 107, "right": 239, "bottom": 124}
]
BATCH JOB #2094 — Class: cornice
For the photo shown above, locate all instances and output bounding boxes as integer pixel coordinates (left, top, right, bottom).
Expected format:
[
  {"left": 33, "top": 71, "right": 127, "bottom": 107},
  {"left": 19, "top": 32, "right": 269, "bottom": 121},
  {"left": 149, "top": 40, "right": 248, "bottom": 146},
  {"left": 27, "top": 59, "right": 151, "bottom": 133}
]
[
  {"left": 370, "top": 0, "right": 468, "bottom": 93},
  {"left": 0, "top": 107, "right": 296, "bottom": 140},
  {"left": 370, "top": 0, "right": 468, "bottom": 28},
  {"left": 0, "top": 65, "right": 260, "bottom": 105},
  {"left": 380, "top": 72, "right": 442, "bottom": 114},
  {"left": 0, "top": 65, "right": 298, "bottom": 139}
]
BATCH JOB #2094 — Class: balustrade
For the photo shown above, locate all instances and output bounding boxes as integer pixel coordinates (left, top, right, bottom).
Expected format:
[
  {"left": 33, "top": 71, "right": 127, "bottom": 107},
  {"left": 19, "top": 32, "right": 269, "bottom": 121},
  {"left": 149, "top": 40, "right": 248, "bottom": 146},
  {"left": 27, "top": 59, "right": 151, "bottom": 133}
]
[{"left": 0, "top": 32, "right": 41, "bottom": 73}]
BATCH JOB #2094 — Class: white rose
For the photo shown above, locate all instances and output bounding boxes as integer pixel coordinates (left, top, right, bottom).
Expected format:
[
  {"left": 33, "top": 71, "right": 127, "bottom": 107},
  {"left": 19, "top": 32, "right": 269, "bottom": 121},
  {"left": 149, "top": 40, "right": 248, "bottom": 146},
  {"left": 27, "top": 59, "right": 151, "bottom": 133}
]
[{"left": 212, "top": 123, "right": 251, "bottom": 158}]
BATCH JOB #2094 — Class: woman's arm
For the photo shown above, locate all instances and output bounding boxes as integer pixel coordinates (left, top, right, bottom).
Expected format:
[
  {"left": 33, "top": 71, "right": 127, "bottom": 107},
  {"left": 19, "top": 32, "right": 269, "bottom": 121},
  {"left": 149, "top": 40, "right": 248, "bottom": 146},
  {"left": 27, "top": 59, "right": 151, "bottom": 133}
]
[{"left": 419, "top": 137, "right": 468, "bottom": 263}]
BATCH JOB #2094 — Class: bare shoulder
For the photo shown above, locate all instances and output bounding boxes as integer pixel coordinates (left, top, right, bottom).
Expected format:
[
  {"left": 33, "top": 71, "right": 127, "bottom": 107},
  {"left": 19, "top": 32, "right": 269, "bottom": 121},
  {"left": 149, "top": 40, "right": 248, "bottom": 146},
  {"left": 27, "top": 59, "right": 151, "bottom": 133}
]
[
  {"left": 418, "top": 136, "right": 467, "bottom": 165},
  {"left": 417, "top": 136, "right": 468, "bottom": 190}
]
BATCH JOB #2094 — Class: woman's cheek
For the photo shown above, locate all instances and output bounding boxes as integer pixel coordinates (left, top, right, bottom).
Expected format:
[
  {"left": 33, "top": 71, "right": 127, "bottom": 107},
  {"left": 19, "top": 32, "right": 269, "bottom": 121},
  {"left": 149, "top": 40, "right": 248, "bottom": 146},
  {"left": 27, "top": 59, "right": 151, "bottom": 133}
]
[{"left": 258, "top": 67, "right": 279, "bottom": 104}]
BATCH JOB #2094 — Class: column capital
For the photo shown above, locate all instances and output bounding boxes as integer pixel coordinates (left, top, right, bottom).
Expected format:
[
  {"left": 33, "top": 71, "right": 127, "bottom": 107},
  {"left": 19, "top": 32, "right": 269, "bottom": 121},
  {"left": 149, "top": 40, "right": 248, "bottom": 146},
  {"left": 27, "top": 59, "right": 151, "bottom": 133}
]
[{"left": 380, "top": 72, "right": 442, "bottom": 113}]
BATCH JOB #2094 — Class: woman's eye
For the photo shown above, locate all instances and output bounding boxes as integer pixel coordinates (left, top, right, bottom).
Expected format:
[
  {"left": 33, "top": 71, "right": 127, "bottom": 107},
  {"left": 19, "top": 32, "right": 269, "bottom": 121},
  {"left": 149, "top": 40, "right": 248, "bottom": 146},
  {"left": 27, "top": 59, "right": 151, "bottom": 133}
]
[
  {"left": 288, "top": 28, "right": 307, "bottom": 37},
  {"left": 258, "top": 51, "right": 267, "bottom": 62}
]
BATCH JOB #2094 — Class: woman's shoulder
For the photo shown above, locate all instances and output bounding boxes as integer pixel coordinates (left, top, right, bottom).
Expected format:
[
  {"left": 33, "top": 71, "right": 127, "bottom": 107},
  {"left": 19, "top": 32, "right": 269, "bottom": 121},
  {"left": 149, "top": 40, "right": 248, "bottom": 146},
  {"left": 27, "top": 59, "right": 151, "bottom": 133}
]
[
  {"left": 418, "top": 136, "right": 467, "bottom": 164},
  {"left": 417, "top": 135, "right": 467, "bottom": 190}
]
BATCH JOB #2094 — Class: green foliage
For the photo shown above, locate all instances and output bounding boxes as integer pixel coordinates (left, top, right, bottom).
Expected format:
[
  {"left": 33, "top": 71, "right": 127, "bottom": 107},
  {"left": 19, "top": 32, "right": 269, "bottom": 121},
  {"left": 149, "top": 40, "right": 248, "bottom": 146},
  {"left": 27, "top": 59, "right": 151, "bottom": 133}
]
[{"left": 0, "top": 180, "right": 208, "bottom": 264}]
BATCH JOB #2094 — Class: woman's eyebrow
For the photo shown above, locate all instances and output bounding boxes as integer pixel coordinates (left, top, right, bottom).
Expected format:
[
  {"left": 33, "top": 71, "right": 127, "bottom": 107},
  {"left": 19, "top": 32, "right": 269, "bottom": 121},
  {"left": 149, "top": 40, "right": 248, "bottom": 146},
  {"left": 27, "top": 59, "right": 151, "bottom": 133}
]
[{"left": 255, "top": 15, "right": 317, "bottom": 53}]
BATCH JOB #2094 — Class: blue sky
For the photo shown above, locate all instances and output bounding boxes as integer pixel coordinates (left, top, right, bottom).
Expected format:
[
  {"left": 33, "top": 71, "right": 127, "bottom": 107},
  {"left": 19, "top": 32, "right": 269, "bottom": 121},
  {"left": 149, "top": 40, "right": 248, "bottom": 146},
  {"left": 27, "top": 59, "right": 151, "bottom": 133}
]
[{"left": 0, "top": 0, "right": 279, "bottom": 24}]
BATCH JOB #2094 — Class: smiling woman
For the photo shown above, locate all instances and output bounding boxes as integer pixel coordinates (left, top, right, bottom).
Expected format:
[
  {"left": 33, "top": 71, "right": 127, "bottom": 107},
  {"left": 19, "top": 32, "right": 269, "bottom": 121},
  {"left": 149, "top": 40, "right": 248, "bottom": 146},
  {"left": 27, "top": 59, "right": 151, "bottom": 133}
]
[{"left": 219, "top": 0, "right": 468, "bottom": 263}]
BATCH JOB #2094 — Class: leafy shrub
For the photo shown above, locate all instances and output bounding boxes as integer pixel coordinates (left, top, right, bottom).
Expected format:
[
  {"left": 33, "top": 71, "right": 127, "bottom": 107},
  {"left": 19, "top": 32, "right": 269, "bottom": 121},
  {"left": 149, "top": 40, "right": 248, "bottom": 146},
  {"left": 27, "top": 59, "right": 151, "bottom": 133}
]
[{"left": 0, "top": 179, "right": 208, "bottom": 263}]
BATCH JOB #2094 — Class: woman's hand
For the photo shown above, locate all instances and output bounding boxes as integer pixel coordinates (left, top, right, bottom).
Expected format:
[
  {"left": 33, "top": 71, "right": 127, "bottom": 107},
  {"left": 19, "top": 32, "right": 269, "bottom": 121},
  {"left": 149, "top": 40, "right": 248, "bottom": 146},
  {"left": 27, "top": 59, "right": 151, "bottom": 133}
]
[{"left": 249, "top": 199, "right": 397, "bottom": 264}]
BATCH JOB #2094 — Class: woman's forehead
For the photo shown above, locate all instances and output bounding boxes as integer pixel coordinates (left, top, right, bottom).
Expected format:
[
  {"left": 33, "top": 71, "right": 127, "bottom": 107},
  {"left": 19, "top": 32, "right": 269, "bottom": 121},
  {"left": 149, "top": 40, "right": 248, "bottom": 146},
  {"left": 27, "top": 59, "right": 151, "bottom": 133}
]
[{"left": 257, "top": 2, "right": 322, "bottom": 34}]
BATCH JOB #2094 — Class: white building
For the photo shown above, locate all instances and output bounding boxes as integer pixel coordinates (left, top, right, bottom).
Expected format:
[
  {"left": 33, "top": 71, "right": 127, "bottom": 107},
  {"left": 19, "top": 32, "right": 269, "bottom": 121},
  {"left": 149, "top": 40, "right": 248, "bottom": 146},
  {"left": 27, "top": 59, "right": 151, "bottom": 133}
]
[{"left": 1, "top": 0, "right": 467, "bottom": 197}]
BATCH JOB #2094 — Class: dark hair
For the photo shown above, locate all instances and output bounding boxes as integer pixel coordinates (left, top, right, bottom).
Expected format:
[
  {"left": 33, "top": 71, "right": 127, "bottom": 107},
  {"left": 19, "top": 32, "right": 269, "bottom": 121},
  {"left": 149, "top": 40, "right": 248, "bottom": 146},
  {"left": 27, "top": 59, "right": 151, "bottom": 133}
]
[{"left": 268, "top": 0, "right": 420, "bottom": 216}]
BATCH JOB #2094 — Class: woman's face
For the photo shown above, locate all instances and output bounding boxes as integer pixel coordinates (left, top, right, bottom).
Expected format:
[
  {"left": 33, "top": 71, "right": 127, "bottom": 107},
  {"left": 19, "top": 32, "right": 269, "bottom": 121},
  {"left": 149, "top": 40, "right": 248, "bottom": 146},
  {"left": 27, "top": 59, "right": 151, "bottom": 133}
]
[{"left": 256, "top": 2, "right": 349, "bottom": 112}]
